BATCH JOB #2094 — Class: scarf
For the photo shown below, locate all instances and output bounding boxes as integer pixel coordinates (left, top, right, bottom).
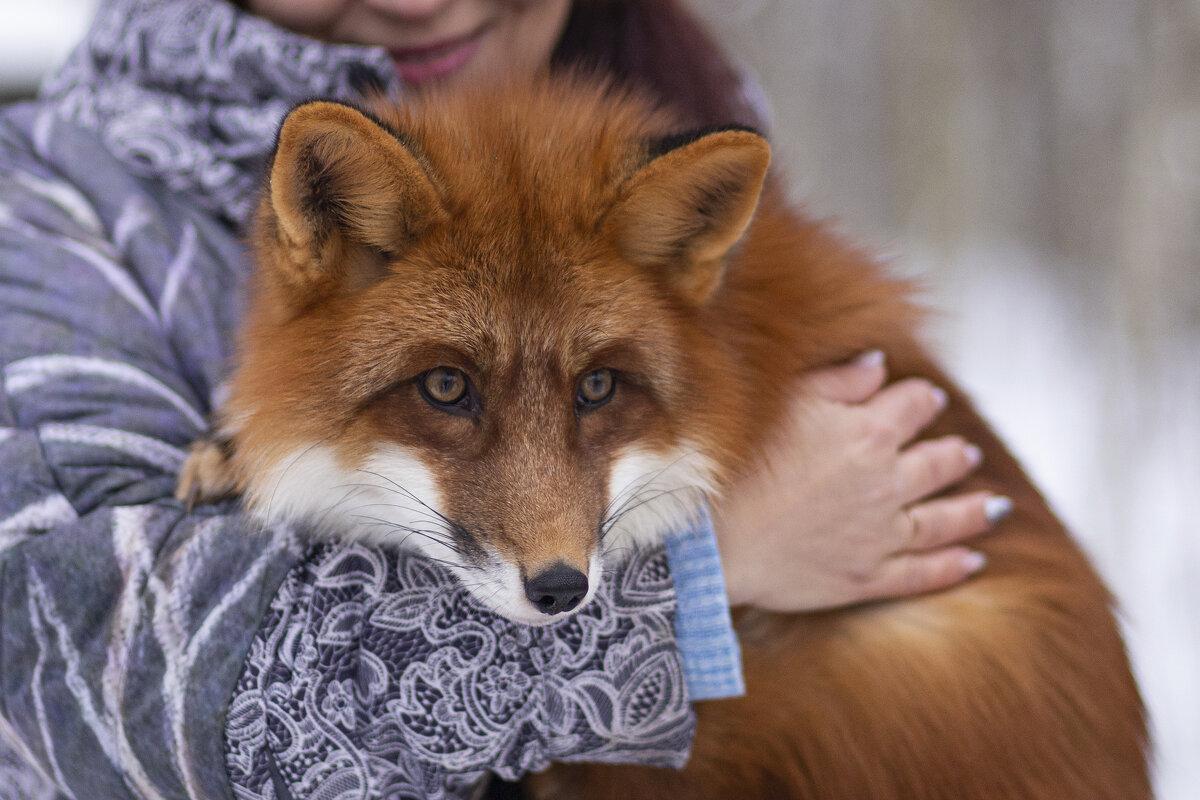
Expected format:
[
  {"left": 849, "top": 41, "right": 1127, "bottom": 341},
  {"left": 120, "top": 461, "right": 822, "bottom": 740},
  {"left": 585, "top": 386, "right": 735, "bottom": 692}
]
[{"left": 40, "top": 0, "right": 400, "bottom": 225}]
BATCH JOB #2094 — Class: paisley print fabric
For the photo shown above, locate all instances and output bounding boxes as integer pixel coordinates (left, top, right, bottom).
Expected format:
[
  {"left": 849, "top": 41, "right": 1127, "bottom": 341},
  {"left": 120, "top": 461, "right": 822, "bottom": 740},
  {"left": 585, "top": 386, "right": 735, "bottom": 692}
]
[{"left": 226, "top": 544, "right": 695, "bottom": 799}]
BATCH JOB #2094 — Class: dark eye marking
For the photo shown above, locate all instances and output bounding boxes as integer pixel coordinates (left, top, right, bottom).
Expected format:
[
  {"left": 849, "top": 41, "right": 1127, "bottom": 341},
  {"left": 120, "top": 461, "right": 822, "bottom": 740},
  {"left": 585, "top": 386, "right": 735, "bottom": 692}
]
[{"left": 576, "top": 368, "right": 616, "bottom": 414}]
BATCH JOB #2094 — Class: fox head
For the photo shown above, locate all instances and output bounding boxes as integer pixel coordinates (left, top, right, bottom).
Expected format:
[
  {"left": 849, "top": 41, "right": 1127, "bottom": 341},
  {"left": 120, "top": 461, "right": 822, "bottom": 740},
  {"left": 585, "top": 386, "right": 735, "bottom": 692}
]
[{"left": 222, "top": 79, "right": 770, "bottom": 624}]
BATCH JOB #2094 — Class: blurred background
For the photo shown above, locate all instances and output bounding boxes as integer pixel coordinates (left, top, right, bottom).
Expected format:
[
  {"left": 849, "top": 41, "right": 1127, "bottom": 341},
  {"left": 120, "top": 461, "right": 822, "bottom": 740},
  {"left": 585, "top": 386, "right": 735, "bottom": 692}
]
[
  {"left": 3, "top": 0, "right": 1196, "bottom": 797},
  {"left": 690, "top": 1, "right": 1198, "bottom": 797}
]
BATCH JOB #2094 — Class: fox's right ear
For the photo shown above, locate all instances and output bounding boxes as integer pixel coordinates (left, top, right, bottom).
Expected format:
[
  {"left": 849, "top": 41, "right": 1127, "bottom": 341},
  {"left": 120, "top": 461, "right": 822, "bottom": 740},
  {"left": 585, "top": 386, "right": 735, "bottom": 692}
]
[{"left": 263, "top": 101, "right": 445, "bottom": 309}]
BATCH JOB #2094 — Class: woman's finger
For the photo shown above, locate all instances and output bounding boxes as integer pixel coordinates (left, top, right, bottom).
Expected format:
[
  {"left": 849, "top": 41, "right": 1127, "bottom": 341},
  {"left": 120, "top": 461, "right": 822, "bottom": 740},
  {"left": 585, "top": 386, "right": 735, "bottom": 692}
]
[
  {"left": 896, "top": 435, "right": 982, "bottom": 505},
  {"left": 901, "top": 491, "right": 1011, "bottom": 552},
  {"left": 859, "top": 546, "right": 989, "bottom": 603},
  {"left": 861, "top": 377, "right": 947, "bottom": 446},
  {"left": 802, "top": 350, "right": 887, "bottom": 404}
]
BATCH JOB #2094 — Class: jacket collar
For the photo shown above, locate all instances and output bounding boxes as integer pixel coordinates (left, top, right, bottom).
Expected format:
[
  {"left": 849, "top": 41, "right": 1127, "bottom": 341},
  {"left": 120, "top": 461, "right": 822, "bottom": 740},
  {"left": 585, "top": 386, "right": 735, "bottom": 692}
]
[{"left": 40, "top": 0, "right": 400, "bottom": 226}]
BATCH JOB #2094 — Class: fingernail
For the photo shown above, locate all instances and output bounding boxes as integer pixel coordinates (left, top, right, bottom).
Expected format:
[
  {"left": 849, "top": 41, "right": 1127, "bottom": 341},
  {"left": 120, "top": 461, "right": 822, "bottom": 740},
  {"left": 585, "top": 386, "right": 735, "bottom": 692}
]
[
  {"left": 964, "top": 443, "right": 983, "bottom": 467},
  {"left": 985, "top": 495, "right": 1013, "bottom": 524},
  {"left": 930, "top": 386, "right": 948, "bottom": 409},
  {"left": 855, "top": 349, "right": 885, "bottom": 368},
  {"left": 962, "top": 551, "right": 988, "bottom": 574}
]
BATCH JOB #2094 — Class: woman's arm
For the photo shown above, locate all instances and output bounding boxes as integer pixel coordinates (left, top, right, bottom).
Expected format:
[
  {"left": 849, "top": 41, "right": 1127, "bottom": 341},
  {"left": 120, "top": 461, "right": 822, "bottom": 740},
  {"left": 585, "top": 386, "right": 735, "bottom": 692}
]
[
  {"left": 226, "top": 541, "right": 695, "bottom": 798},
  {"left": 0, "top": 103, "right": 308, "bottom": 799}
]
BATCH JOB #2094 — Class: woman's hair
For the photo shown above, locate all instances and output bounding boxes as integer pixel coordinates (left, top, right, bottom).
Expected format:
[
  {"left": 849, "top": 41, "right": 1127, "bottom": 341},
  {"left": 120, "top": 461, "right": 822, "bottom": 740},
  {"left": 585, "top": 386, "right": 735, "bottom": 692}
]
[{"left": 551, "top": 0, "right": 764, "bottom": 130}]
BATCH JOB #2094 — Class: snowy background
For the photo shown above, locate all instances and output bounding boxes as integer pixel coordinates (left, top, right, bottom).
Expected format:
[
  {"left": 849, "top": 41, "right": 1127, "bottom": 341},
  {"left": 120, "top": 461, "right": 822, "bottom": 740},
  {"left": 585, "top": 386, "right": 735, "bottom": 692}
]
[
  {"left": 3, "top": 1, "right": 1196, "bottom": 797},
  {"left": 691, "top": 2, "right": 1199, "bottom": 797}
]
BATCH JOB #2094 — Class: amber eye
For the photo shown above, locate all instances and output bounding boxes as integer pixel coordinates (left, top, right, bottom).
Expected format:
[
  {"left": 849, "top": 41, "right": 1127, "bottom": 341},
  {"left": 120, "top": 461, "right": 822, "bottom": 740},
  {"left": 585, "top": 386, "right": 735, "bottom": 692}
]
[
  {"left": 576, "top": 368, "right": 615, "bottom": 412},
  {"left": 420, "top": 366, "right": 469, "bottom": 408}
]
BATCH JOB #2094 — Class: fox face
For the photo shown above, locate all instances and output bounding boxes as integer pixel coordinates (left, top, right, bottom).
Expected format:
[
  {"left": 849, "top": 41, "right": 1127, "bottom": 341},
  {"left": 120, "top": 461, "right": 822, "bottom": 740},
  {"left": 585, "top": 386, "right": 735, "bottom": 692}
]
[{"left": 203, "top": 80, "right": 769, "bottom": 624}]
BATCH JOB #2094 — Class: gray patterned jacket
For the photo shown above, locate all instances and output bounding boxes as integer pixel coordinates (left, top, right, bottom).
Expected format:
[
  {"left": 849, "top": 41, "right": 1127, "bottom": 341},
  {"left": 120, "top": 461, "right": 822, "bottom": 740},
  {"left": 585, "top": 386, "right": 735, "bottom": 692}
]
[{"left": 0, "top": 1, "right": 745, "bottom": 797}]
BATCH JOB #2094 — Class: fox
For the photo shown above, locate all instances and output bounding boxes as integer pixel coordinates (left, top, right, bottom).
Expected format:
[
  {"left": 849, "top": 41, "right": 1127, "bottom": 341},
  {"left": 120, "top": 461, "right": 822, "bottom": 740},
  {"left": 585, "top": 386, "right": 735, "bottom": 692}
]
[{"left": 177, "top": 75, "right": 1149, "bottom": 798}]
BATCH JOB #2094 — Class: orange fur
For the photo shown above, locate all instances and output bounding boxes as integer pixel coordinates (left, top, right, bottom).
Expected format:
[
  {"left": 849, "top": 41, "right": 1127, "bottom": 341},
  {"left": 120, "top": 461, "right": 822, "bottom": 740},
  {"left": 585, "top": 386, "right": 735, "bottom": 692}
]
[{"left": 186, "top": 75, "right": 1148, "bottom": 797}]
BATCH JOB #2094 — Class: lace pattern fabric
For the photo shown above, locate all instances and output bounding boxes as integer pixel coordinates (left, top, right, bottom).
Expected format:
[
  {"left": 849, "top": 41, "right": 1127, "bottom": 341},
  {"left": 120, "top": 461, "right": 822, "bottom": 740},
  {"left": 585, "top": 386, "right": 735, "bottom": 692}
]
[{"left": 227, "top": 543, "right": 695, "bottom": 799}]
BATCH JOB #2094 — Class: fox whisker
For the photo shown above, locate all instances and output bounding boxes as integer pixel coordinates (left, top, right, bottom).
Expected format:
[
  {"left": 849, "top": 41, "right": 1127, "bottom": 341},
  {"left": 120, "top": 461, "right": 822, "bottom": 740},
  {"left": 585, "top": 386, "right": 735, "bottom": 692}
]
[
  {"left": 601, "top": 484, "right": 702, "bottom": 539},
  {"left": 346, "top": 512, "right": 473, "bottom": 559},
  {"left": 262, "top": 435, "right": 338, "bottom": 524},
  {"left": 598, "top": 542, "right": 636, "bottom": 563},
  {"left": 342, "top": 498, "right": 462, "bottom": 535},
  {"left": 334, "top": 479, "right": 447, "bottom": 521},
  {"left": 600, "top": 448, "right": 711, "bottom": 531},
  {"left": 338, "top": 469, "right": 485, "bottom": 562},
  {"left": 354, "top": 468, "right": 463, "bottom": 531},
  {"left": 479, "top": 582, "right": 509, "bottom": 611}
]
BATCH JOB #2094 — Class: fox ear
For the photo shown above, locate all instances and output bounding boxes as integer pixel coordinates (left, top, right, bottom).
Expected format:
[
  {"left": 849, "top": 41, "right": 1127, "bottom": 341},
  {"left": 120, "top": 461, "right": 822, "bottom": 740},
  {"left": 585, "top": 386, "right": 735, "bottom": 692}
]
[
  {"left": 265, "top": 101, "right": 445, "bottom": 303},
  {"left": 605, "top": 127, "right": 770, "bottom": 305}
]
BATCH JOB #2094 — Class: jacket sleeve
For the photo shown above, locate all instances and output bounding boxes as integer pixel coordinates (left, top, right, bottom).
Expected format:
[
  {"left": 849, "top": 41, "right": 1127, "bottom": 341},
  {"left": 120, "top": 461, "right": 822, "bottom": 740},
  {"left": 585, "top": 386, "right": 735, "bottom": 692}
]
[
  {"left": 0, "top": 103, "right": 737, "bottom": 799},
  {"left": 226, "top": 542, "right": 696, "bottom": 799},
  {"left": 0, "top": 103, "right": 308, "bottom": 800}
]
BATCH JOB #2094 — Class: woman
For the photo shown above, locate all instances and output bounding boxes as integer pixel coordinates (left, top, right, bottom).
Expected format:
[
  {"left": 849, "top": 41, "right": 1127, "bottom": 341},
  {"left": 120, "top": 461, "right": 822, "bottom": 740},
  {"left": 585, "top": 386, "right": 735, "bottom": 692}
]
[{"left": 0, "top": 1, "right": 1007, "bottom": 797}]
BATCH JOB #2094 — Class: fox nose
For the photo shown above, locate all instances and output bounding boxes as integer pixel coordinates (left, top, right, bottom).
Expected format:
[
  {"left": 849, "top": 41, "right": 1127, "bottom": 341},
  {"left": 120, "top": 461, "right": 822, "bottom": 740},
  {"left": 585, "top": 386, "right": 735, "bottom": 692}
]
[{"left": 524, "top": 564, "right": 589, "bottom": 615}]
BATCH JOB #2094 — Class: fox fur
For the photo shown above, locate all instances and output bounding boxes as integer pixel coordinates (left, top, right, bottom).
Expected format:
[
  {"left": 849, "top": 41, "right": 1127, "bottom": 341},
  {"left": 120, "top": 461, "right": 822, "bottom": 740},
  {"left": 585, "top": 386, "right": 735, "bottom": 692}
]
[{"left": 178, "top": 75, "right": 1149, "bottom": 798}]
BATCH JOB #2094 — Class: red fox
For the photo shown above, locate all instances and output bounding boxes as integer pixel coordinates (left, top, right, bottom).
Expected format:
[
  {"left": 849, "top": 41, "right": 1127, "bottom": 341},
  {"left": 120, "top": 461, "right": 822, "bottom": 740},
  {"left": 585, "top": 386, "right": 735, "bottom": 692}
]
[{"left": 178, "top": 76, "right": 1149, "bottom": 798}]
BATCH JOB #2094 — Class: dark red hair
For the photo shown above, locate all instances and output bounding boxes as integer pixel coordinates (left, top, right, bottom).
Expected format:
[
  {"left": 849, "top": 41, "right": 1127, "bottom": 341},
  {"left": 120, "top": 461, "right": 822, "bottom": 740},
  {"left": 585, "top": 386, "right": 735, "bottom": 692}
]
[{"left": 551, "top": 1, "right": 765, "bottom": 130}]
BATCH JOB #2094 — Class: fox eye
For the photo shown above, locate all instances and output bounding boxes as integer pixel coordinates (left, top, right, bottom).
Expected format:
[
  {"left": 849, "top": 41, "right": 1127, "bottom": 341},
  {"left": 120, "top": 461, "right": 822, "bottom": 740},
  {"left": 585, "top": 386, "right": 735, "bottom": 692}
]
[
  {"left": 419, "top": 366, "right": 471, "bottom": 411},
  {"left": 576, "top": 368, "right": 615, "bottom": 412}
]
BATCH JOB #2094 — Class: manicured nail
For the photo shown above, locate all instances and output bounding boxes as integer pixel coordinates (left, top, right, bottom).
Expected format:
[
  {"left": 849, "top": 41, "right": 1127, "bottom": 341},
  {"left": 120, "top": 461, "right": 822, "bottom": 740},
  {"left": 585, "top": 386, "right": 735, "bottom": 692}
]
[
  {"left": 930, "top": 386, "right": 948, "bottom": 409},
  {"left": 962, "top": 551, "right": 988, "bottom": 574},
  {"left": 985, "top": 495, "right": 1013, "bottom": 524},
  {"left": 964, "top": 443, "right": 983, "bottom": 467},
  {"left": 855, "top": 349, "right": 885, "bottom": 368}
]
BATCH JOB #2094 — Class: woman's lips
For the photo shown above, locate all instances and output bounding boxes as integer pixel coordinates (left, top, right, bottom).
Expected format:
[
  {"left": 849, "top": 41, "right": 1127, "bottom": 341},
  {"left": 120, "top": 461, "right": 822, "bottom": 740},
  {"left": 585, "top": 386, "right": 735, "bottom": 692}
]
[{"left": 390, "top": 29, "right": 486, "bottom": 86}]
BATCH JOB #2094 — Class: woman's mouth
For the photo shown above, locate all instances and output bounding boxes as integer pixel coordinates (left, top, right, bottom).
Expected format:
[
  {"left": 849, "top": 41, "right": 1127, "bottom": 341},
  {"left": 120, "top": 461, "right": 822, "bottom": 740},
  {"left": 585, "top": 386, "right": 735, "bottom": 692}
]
[{"left": 390, "top": 29, "right": 487, "bottom": 86}]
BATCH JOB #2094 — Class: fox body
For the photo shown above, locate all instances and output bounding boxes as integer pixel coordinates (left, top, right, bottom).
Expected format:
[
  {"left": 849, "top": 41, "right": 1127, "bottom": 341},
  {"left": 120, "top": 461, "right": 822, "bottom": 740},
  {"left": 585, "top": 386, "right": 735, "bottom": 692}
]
[{"left": 179, "top": 77, "right": 1149, "bottom": 797}]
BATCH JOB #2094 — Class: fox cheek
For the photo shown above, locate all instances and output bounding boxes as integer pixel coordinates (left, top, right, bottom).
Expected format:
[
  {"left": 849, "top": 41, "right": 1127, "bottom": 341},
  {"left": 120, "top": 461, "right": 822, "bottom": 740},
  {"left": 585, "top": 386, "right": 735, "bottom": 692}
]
[{"left": 602, "top": 442, "right": 720, "bottom": 549}]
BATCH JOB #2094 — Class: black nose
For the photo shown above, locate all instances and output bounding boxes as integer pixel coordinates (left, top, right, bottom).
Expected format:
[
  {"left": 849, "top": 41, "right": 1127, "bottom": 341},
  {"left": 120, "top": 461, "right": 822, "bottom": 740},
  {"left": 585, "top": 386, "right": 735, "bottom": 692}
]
[{"left": 524, "top": 564, "right": 589, "bottom": 615}]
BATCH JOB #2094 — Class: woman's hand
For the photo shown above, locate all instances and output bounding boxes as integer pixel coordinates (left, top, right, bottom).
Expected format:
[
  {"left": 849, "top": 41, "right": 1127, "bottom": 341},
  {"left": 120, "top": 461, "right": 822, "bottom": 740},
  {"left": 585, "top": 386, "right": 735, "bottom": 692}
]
[{"left": 713, "top": 351, "right": 1011, "bottom": 612}]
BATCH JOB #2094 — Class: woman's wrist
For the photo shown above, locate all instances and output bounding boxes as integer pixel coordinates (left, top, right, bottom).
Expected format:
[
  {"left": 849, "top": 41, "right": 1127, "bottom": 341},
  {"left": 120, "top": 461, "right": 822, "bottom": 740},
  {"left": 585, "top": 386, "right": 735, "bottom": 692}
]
[{"left": 711, "top": 504, "right": 753, "bottom": 607}]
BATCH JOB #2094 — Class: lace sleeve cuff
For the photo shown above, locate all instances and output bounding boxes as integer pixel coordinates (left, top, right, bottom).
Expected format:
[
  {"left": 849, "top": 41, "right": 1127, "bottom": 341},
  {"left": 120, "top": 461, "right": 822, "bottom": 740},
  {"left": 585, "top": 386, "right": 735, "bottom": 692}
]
[{"left": 226, "top": 542, "right": 696, "bottom": 798}]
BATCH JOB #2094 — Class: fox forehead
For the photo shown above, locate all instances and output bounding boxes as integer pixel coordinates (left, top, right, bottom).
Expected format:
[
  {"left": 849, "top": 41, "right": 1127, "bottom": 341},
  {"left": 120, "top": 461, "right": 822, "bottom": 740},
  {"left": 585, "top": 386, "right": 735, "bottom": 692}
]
[{"left": 337, "top": 244, "right": 688, "bottom": 396}]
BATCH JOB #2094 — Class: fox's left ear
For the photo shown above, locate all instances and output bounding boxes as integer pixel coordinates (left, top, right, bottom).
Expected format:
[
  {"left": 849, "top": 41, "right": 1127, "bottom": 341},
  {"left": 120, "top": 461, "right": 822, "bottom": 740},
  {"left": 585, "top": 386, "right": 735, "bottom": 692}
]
[{"left": 604, "top": 126, "right": 770, "bottom": 305}]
